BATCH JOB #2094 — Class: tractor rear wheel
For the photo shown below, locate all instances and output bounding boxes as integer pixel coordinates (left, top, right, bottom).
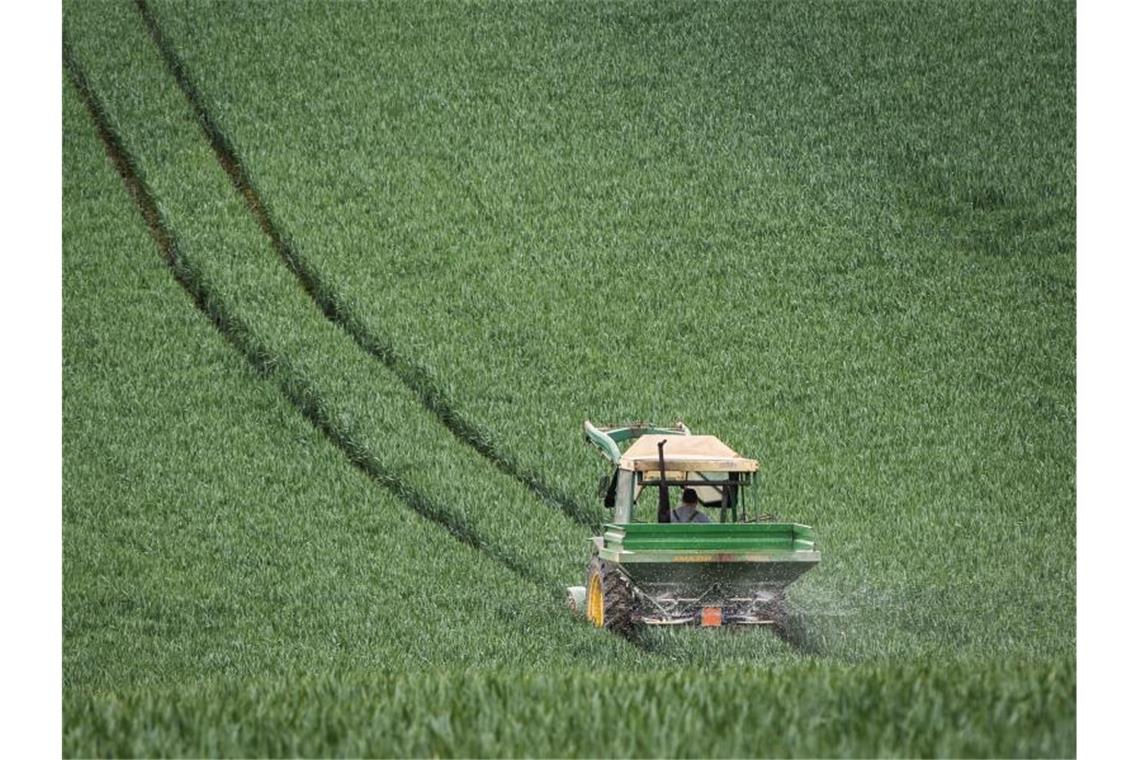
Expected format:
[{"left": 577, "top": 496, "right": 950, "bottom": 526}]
[{"left": 585, "top": 556, "right": 633, "bottom": 635}]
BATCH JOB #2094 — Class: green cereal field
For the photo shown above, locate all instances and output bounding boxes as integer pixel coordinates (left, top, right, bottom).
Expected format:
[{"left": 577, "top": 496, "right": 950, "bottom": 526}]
[{"left": 62, "top": 1, "right": 1075, "bottom": 756}]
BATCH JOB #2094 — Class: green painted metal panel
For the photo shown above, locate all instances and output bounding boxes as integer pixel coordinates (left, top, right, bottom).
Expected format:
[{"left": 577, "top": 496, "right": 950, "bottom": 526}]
[
  {"left": 591, "top": 522, "right": 821, "bottom": 592},
  {"left": 606, "top": 426, "right": 688, "bottom": 444},
  {"left": 583, "top": 422, "right": 622, "bottom": 463},
  {"left": 583, "top": 420, "right": 690, "bottom": 464},
  {"left": 604, "top": 522, "right": 816, "bottom": 553}
]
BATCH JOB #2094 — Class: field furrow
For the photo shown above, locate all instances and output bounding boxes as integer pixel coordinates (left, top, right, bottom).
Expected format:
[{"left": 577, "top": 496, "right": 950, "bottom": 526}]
[
  {"left": 67, "top": 40, "right": 543, "bottom": 585},
  {"left": 62, "top": 71, "right": 641, "bottom": 695},
  {"left": 133, "top": 0, "right": 591, "bottom": 525},
  {"left": 63, "top": 0, "right": 601, "bottom": 592}
]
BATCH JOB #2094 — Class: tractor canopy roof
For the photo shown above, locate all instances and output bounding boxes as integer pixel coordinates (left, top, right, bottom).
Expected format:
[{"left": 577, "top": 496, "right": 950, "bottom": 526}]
[
  {"left": 584, "top": 420, "right": 759, "bottom": 474},
  {"left": 619, "top": 434, "right": 759, "bottom": 473}
]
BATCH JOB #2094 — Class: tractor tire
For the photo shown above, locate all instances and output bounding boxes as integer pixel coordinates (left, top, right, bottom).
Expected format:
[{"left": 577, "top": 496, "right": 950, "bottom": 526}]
[{"left": 585, "top": 556, "right": 634, "bottom": 635}]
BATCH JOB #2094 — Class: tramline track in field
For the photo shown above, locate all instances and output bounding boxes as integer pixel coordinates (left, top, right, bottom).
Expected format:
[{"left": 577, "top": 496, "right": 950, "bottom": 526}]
[
  {"left": 64, "top": 42, "right": 549, "bottom": 589},
  {"left": 133, "top": 0, "right": 594, "bottom": 527}
]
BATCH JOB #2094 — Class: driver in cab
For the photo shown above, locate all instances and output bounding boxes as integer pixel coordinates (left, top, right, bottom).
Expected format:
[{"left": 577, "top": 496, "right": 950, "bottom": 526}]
[{"left": 671, "top": 488, "right": 710, "bottom": 523}]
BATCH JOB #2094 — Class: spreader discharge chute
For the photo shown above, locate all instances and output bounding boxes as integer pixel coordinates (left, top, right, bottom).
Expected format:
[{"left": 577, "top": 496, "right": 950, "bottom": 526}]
[{"left": 567, "top": 421, "right": 820, "bottom": 633}]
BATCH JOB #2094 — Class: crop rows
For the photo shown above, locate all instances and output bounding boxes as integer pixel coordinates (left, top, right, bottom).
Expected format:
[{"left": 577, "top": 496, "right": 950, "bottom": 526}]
[
  {"left": 129, "top": 0, "right": 589, "bottom": 524},
  {"left": 64, "top": 0, "right": 603, "bottom": 593},
  {"left": 141, "top": 0, "right": 1075, "bottom": 661},
  {"left": 64, "top": 0, "right": 798, "bottom": 674},
  {"left": 64, "top": 0, "right": 818, "bottom": 683},
  {"left": 148, "top": 0, "right": 1074, "bottom": 490},
  {"left": 63, "top": 0, "right": 1076, "bottom": 755},
  {"left": 63, "top": 71, "right": 642, "bottom": 691},
  {"left": 65, "top": 660, "right": 1074, "bottom": 757}
]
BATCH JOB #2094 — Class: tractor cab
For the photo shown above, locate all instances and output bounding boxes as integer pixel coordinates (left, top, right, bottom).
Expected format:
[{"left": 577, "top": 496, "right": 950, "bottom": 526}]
[{"left": 586, "top": 420, "right": 760, "bottom": 524}]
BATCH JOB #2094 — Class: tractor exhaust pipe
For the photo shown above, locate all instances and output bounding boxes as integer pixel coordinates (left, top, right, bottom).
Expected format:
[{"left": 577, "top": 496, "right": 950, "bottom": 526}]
[{"left": 657, "top": 439, "right": 671, "bottom": 523}]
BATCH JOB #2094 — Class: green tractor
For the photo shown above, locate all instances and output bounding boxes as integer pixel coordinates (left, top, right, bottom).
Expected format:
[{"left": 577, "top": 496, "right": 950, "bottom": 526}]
[{"left": 567, "top": 421, "right": 820, "bottom": 633}]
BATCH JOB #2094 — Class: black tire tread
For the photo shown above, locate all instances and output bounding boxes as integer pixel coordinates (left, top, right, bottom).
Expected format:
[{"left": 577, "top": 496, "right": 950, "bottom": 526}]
[{"left": 587, "top": 555, "right": 634, "bottom": 635}]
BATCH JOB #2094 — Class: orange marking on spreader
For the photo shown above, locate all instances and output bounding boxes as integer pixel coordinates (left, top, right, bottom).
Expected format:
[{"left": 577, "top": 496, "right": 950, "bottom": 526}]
[{"left": 701, "top": 607, "right": 723, "bottom": 627}]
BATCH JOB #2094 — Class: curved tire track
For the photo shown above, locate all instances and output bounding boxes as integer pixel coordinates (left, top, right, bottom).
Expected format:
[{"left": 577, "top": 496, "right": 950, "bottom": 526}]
[
  {"left": 134, "top": 0, "right": 595, "bottom": 527},
  {"left": 64, "top": 40, "right": 545, "bottom": 588}
]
